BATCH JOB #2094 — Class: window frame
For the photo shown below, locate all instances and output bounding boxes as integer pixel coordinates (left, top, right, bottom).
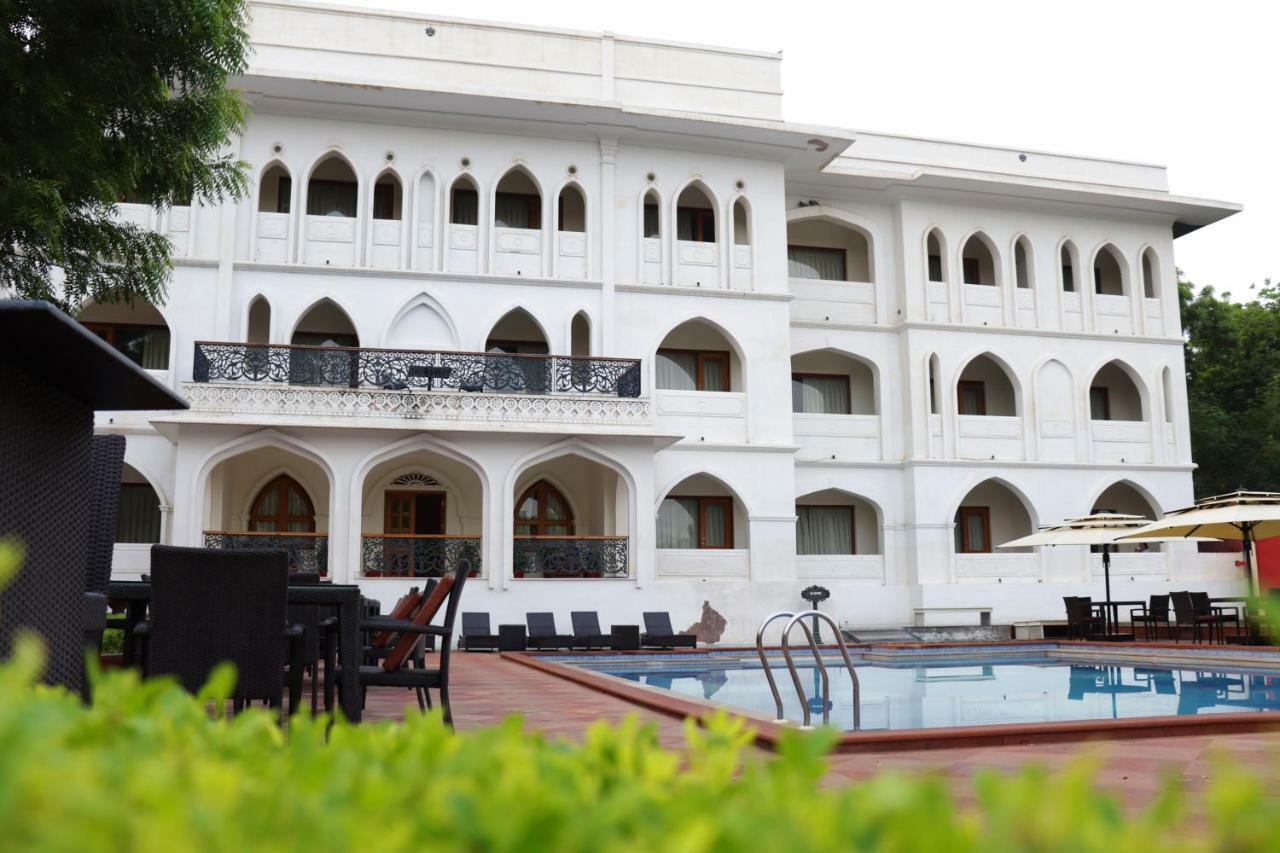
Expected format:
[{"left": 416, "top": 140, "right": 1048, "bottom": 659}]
[
  {"left": 249, "top": 475, "right": 316, "bottom": 533},
  {"left": 514, "top": 480, "right": 576, "bottom": 537},
  {"left": 657, "top": 495, "right": 735, "bottom": 550},
  {"left": 384, "top": 490, "right": 447, "bottom": 536},
  {"left": 962, "top": 256, "right": 982, "bottom": 285},
  {"left": 82, "top": 321, "right": 171, "bottom": 370},
  {"left": 957, "top": 380, "right": 987, "bottom": 416},
  {"left": 786, "top": 244, "right": 848, "bottom": 282},
  {"left": 676, "top": 206, "right": 716, "bottom": 243},
  {"left": 656, "top": 347, "right": 731, "bottom": 392},
  {"left": 795, "top": 504, "right": 856, "bottom": 555},
  {"left": 372, "top": 181, "right": 398, "bottom": 220},
  {"left": 790, "top": 372, "right": 852, "bottom": 415},
  {"left": 494, "top": 190, "right": 541, "bottom": 230},
  {"left": 957, "top": 506, "right": 991, "bottom": 554}
]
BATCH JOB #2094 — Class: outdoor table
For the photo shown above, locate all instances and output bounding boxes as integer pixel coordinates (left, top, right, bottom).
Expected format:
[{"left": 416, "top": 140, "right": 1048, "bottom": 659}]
[
  {"left": 107, "top": 580, "right": 365, "bottom": 722},
  {"left": 610, "top": 625, "right": 640, "bottom": 651},
  {"left": 407, "top": 364, "right": 452, "bottom": 390},
  {"left": 498, "top": 624, "right": 527, "bottom": 652},
  {"left": 1097, "top": 599, "right": 1145, "bottom": 638}
]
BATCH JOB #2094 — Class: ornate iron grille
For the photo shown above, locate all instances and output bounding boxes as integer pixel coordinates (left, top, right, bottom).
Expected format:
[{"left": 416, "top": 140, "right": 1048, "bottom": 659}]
[
  {"left": 512, "top": 536, "right": 628, "bottom": 579},
  {"left": 194, "top": 342, "right": 642, "bottom": 398},
  {"left": 360, "top": 535, "right": 482, "bottom": 578},
  {"left": 202, "top": 531, "right": 329, "bottom": 576}
]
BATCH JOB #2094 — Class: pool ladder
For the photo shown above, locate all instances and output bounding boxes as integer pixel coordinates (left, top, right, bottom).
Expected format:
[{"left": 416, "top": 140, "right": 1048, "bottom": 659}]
[{"left": 755, "top": 611, "right": 860, "bottom": 730}]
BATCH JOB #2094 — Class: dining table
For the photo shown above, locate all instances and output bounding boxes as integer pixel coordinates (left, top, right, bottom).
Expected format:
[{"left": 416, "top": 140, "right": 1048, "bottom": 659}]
[
  {"left": 108, "top": 579, "right": 365, "bottom": 722},
  {"left": 1096, "top": 598, "right": 1145, "bottom": 639}
]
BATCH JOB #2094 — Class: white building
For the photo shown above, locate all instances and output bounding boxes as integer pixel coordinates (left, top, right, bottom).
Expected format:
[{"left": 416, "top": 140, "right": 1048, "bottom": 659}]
[{"left": 91, "top": 0, "right": 1243, "bottom": 642}]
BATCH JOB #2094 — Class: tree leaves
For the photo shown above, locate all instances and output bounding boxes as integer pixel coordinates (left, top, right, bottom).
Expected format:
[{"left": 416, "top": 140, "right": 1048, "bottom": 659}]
[{"left": 0, "top": 0, "right": 250, "bottom": 311}]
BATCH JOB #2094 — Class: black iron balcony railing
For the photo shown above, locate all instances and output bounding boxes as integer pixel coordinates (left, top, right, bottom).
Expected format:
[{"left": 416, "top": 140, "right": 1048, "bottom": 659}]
[
  {"left": 360, "top": 534, "right": 482, "bottom": 578},
  {"left": 203, "top": 530, "right": 329, "bottom": 576},
  {"left": 192, "top": 341, "right": 642, "bottom": 397},
  {"left": 512, "top": 536, "right": 628, "bottom": 579}
]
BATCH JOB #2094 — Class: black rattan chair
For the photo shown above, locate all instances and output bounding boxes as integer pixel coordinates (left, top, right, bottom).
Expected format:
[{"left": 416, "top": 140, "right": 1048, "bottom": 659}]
[
  {"left": 340, "top": 560, "right": 472, "bottom": 725},
  {"left": 82, "top": 435, "right": 126, "bottom": 695},
  {"left": 461, "top": 613, "right": 501, "bottom": 651},
  {"left": 641, "top": 612, "right": 697, "bottom": 649},
  {"left": 145, "top": 545, "right": 301, "bottom": 714},
  {"left": 570, "top": 611, "right": 613, "bottom": 650},
  {"left": 1129, "top": 594, "right": 1171, "bottom": 641},
  {"left": 1063, "top": 597, "right": 1105, "bottom": 640},
  {"left": 1191, "top": 591, "right": 1239, "bottom": 642},
  {"left": 1171, "top": 591, "right": 1224, "bottom": 644},
  {"left": 526, "top": 612, "right": 574, "bottom": 650}
]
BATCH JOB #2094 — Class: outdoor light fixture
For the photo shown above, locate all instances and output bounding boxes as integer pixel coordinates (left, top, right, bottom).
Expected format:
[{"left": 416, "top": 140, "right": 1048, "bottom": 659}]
[{"left": 424, "top": 25, "right": 436, "bottom": 36}]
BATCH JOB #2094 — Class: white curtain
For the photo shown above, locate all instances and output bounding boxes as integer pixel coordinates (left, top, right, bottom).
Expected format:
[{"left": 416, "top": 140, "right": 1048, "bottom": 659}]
[
  {"left": 701, "top": 357, "right": 727, "bottom": 392},
  {"left": 702, "top": 501, "right": 727, "bottom": 547},
  {"left": 657, "top": 497, "right": 697, "bottom": 548},
  {"left": 791, "top": 376, "right": 849, "bottom": 414},
  {"left": 796, "top": 506, "right": 853, "bottom": 555},
  {"left": 656, "top": 350, "right": 697, "bottom": 391},
  {"left": 787, "top": 247, "right": 845, "bottom": 281},
  {"left": 306, "top": 180, "right": 357, "bottom": 217}
]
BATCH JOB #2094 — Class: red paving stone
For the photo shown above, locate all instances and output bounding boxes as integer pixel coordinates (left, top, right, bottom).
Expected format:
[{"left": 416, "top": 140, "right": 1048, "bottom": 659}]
[{"left": 360, "top": 652, "right": 1280, "bottom": 808}]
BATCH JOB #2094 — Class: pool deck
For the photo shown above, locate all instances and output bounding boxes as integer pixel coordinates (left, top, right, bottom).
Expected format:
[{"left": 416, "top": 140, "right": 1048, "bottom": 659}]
[{"left": 363, "top": 651, "right": 1280, "bottom": 811}]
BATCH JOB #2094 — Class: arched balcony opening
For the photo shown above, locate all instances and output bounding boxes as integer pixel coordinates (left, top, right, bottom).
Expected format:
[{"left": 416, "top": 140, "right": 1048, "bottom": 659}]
[
  {"left": 1142, "top": 248, "right": 1160, "bottom": 299},
  {"left": 1161, "top": 366, "right": 1175, "bottom": 423},
  {"left": 1089, "top": 361, "right": 1145, "bottom": 422},
  {"left": 289, "top": 299, "right": 359, "bottom": 387},
  {"left": 961, "top": 232, "right": 1002, "bottom": 323},
  {"left": 485, "top": 308, "right": 548, "bottom": 355},
  {"left": 956, "top": 354, "right": 1017, "bottom": 416},
  {"left": 570, "top": 312, "right": 590, "bottom": 358},
  {"left": 953, "top": 479, "right": 1033, "bottom": 555},
  {"left": 369, "top": 170, "right": 404, "bottom": 270},
  {"left": 303, "top": 154, "right": 359, "bottom": 266},
  {"left": 203, "top": 450, "right": 330, "bottom": 574},
  {"left": 926, "top": 228, "right": 946, "bottom": 282},
  {"left": 1093, "top": 244, "right": 1126, "bottom": 296},
  {"left": 479, "top": 308, "right": 552, "bottom": 394},
  {"left": 641, "top": 188, "right": 662, "bottom": 284},
  {"left": 246, "top": 296, "right": 271, "bottom": 345},
  {"left": 117, "top": 465, "right": 162, "bottom": 545},
  {"left": 1093, "top": 482, "right": 1163, "bottom": 553},
  {"left": 556, "top": 183, "right": 587, "bottom": 279},
  {"left": 792, "top": 349, "right": 880, "bottom": 460},
  {"left": 1060, "top": 242, "right": 1078, "bottom": 292},
  {"left": 359, "top": 453, "right": 484, "bottom": 578},
  {"left": 658, "top": 473, "right": 747, "bottom": 554},
  {"left": 447, "top": 174, "right": 480, "bottom": 272},
  {"left": 674, "top": 183, "right": 718, "bottom": 287},
  {"left": 656, "top": 320, "right": 740, "bottom": 393},
  {"left": 254, "top": 163, "right": 292, "bottom": 261},
  {"left": 730, "top": 197, "right": 753, "bottom": 288},
  {"left": 1014, "top": 237, "right": 1033, "bottom": 289},
  {"left": 796, "top": 489, "right": 881, "bottom": 556},
  {"left": 79, "top": 300, "right": 171, "bottom": 372},
  {"left": 787, "top": 219, "right": 872, "bottom": 283},
  {"left": 514, "top": 458, "right": 630, "bottom": 579},
  {"left": 493, "top": 167, "right": 543, "bottom": 277},
  {"left": 1060, "top": 240, "right": 1083, "bottom": 330},
  {"left": 961, "top": 233, "right": 997, "bottom": 286}
]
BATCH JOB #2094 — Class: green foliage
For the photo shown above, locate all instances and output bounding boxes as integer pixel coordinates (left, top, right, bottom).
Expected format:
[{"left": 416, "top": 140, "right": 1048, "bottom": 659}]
[
  {"left": 0, "top": 653, "right": 1274, "bottom": 851},
  {"left": 1181, "top": 277, "right": 1280, "bottom": 496},
  {"left": 0, "top": 0, "right": 250, "bottom": 311}
]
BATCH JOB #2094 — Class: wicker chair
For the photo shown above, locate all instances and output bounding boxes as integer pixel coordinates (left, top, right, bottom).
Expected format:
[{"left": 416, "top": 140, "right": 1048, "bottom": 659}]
[
  {"left": 145, "top": 546, "right": 301, "bottom": 713},
  {"left": 1062, "top": 597, "right": 1105, "bottom": 640},
  {"left": 1129, "top": 594, "right": 1171, "bottom": 641},
  {"left": 82, "top": 435, "right": 126, "bottom": 697},
  {"left": 1192, "top": 591, "right": 1239, "bottom": 642},
  {"left": 1171, "top": 591, "right": 1225, "bottom": 644},
  {"left": 337, "top": 560, "right": 472, "bottom": 725}
]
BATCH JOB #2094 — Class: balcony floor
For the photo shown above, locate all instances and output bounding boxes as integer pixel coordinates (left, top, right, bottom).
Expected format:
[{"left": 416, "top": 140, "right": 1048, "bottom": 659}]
[{"left": 361, "top": 651, "right": 1280, "bottom": 813}]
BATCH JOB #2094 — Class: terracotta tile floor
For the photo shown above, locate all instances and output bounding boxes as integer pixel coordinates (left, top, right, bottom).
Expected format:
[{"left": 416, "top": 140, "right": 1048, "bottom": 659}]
[{"left": 360, "top": 653, "right": 1280, "bottom": 809}]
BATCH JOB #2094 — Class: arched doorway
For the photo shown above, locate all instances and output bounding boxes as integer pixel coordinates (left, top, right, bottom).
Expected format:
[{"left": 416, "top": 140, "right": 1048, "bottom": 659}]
[
  {"left": 515, "top": 480, "right": 575, "bottom": 536},
  {"left": 513, "top": 457, "right": 629, "bottom": 578},
  {"left": 953, "top": 479, "right": 1032, "bottom": 554}
]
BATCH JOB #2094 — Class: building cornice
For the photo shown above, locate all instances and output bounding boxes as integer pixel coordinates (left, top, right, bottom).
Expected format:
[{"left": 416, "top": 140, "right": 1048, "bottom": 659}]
[
  {"left": 790, "top": 317, "right": 1185, "bottom": 346},
  {"left": 231, "top": 260, "right": 604, "bottom": 290},
  {"left": 617, "top": 284, "right": 792, "bottom": 303}
]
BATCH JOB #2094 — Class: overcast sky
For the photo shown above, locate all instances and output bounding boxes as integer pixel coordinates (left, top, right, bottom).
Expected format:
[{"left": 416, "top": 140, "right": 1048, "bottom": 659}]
[{"left": 339, "top": 0, "right": 1275, "bottom": 296}]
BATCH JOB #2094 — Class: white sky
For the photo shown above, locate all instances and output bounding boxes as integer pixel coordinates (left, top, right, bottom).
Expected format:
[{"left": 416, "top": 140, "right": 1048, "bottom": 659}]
[{"left": 338, "top": 0, "right": 1277, "bottom": 296}]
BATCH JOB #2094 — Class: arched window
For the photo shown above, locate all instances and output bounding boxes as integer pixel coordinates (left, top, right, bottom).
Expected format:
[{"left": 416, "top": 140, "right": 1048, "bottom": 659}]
[
  {"left": 258, "top": 163, "right": 291, "bottom": 213},
  {"left": 956, "top": 354, "right": 1017, "bottom": 416},
  {"left": 80, "top": 300, "right": 171, "bottom": 370},
  {"left": 515, "top": 480, "right": 575, "bottom": 536},
  {"left": 676, "top": 184, "right": 715, "bottom": 243},
  {"left": 954, "top": 479, "right": 1032, "bottom": 553},
  {"left": 306, "top": 155, "right": 358, "bottom": 218},
  {"left": 247, "top": 296, "right": 270, "bottom": 345},
  {"left": 732, "top": 198, "right": 750, "bottom": 245},
  {"left": 250, "top": 475, "right": 316, "bottom": 532},
  {"left": 494, "top": 167, "right": 541, "bottom": 230},
  {"left": 1093, "top": 244, "right": 1126, "bottom": 296},
  {"left": 558, "top": 184, "right": 585, "bottom": 232},
  {"left": 961, "top": 233, "right": 997, "bottom": 285},
  {"left": 116, "top": 465, "right": 162, "bottom": 544},
  {"left": 786, "top": 218, "right": 872, "bottom": 282},
  {"left": 926, "top": 228, "right": 946, "bottom": 282},
  {"left": 643, "top": 189, "right": 661, "bottom": 238},
  {"left": 1014, "top": 237, "right": 1033, "bottom": 289},
  {"left": 1142, "top": 248, "right": 1159, "bottom": 299},
  {"left": 1089, "top": 360, "right": 1145, "bottom": 421},
  {"left": 570, "top": 312, "right": 590, "bottom": 358},
  {"left": 450, "top": 175, "right": 479, "bottom": 225},
  {"left": 1060, "top": 242, "right": 1078, "bottom": 292},
  {"left": 372, "top": 170, "right": 403, "bottom": 221}
]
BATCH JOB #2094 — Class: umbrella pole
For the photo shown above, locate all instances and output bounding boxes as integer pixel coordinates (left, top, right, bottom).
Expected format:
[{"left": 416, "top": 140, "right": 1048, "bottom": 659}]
[
  {"left": 1103, "top": 543, "right": 1113, "bottom": 633},
  {"left": 1243, "top": 525, "right": 1258, "bottom": 596}
]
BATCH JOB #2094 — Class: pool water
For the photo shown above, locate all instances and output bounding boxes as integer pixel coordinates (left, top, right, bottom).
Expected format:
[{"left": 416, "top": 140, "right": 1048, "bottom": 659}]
[{"left": 565, "top": 652, "right": 1280, "bottom": 731}]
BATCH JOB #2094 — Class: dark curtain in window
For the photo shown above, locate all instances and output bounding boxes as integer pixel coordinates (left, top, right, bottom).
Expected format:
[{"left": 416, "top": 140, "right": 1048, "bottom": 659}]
[{"left": 116, "top": 483, "right": 161, "bottom": 543}]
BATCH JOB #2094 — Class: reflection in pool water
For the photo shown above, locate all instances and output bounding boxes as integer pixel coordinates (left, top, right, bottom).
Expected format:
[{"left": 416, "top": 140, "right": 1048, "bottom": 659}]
[{"left": 575, "top": 655, "right": 1280, "bottom": 732}]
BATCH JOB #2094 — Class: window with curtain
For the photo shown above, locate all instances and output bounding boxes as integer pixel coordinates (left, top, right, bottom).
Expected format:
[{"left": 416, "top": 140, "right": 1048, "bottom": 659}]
[
  {"left": 791, "top": 374, "right": 850, "bottom": 414},
  {"left": 676, "top": 208, "right": 715, "bottom": 242},
  {"left": 306, "top": 180, "right": 357, "bottom": 217},
  {"left": 275, "top": 176, "right": 292, "bottom": 213},
  {"left": 116, "top": 483, "right": 161, "bottom": 543},
  {"left": 494, "top": 192, "right": 540, "bottom": 229},
  {"left": 373, "top": 182, "right": 398, "bottom": 220},
  {"left": 1062, "top": 260, "right": 1075, "bottom": 292},
  {"left": 658, "top": 496, "right": 733, "bottom": 549},
  {"left": 249, "top": 475, "right": 315, "bottom": 533},
  {"left": 796, "top": 506, "right": 854, "bottom": 555},
  {"left": 927, "top": 253, "right": 943, "bottom": 282},
  {"left": 515, "top": 480, "right": 574, "bottom": 536},
  {"left": 451, "top": 186, "right": 478, "bottom": 225},
  {"left": 956, "top": 507, "right": 990, "bottom": 553},
  {"left": 84, "top": 323, "right": 170, "bottom": 370},
  {"left": 656, "top": 349, "right": 729, "bottom": 392},
  {"left": 787, "top": 246, "right": 847, "bottom": 281},
  {"left": 957, "top": 381, "right": 986, "bottom": 416},
  {"left": 643, "top": 202, "right": 660, "bottom": 238}
]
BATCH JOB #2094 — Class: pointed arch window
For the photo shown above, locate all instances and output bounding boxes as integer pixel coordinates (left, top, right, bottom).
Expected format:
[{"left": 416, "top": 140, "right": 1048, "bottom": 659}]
[
  {"left": 249, "top": 475, "right": 316, "bottom": 532},
  {"left": 515, "top": 480, "right": 575, "bottom": 536}
]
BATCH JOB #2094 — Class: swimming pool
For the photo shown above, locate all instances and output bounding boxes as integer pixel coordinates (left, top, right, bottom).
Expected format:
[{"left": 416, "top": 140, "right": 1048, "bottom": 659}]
[{"left": 547, "top": 645, "right": 1280, "bottom": 734}]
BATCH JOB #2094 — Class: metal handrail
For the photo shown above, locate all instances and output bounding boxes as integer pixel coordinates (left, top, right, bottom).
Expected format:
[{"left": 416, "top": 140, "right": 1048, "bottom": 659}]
[
  {"left": 780, "top": 611, "right": 861, "bottom": 730},
  {"left": 754, "top": 611, "right": 795, "bottom": 723}
]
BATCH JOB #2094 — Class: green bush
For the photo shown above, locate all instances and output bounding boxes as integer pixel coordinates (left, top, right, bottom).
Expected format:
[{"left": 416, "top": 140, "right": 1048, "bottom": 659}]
[
  {"left": 0, "top": 646, "right": 1275, "bottom": 852},
  {"left": 0, "top": 545, "right": 1277, "bottom": 850}
]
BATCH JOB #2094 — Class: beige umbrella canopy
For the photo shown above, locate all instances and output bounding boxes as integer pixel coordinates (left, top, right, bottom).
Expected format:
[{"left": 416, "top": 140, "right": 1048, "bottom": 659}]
[{"left": 1119, "top": 491, "right": 1280, "bottom": 593}]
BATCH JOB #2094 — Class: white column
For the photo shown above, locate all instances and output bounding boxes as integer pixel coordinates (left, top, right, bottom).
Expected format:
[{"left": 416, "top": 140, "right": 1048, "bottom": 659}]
[{"left": 599, "top": 137, "right": 618, "bottom": 353}]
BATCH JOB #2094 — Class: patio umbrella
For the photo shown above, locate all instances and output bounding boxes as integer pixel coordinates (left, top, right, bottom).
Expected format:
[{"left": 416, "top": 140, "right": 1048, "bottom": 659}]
[
  {"left": 1118, "top": 491, "right": 1280, "bottom": 594},
  {"left": 997, "top": 513, "right": 1170, "bottom": 623}
]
